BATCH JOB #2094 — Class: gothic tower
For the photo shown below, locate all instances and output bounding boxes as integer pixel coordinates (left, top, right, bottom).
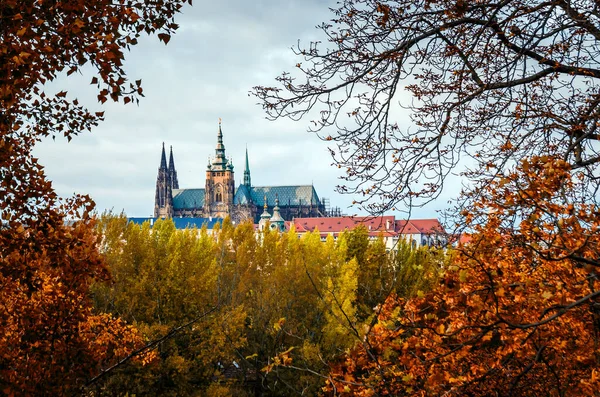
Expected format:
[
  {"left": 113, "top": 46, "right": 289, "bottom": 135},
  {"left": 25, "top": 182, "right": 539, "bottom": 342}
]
[
  {"left": 168, "top": 145, "right": 179, "bottom": 190},
  {"left": 204, "top": 120, "right": 235, "bottom": 218},
  {"left": 154, "top": 143, "right": 174, "bottom": 218}
]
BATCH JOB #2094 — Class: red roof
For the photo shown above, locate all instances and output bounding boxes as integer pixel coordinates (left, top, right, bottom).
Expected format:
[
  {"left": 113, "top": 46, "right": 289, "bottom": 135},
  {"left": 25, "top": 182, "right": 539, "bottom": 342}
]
[
  {"left": 292, "top": 216, "right": 394, "bottom": 235},
  {"left": 394, "top": 220, "right": 419, "bottom": 234},
  {"left": 291, "top": 216, "right": 445, "bottom": 237},
  {"left": 408, "top": 219, "right": 445, "bottom": 234}
]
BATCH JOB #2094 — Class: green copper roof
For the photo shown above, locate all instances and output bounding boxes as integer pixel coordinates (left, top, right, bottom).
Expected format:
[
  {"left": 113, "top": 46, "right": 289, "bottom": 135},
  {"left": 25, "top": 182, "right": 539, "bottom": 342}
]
[
  {"left": 234, "top": 184, "right": 252, "bottom": 205},
  {"left": 211, "top": 123, "right": 228, "bottom": 170},
  {"left": 173, "top": 189, "right": 205, "bottom": 210},
  {"left": 250, "top": 185, "right": 321, "bottom": 207},
  {"left": 270, "top": 199, "right": 285, "bottom": 223},
  {"left": 173, "top": 185, "right": 321, "bottom": 211}
]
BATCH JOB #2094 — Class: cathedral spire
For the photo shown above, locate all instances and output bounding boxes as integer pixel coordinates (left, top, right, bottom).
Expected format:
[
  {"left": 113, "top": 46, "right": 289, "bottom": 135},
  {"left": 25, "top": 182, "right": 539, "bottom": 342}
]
[
  {"left": 211, "top": 118, "right": 227, "bottom": 170},
  {"left": 243, "top": 146, "right": 251, "bottom": 187},
  {"left": 217, "top": 118, "right": 223, "bottom": 145},
  {"left": 168, "top": 145, "right": 179, "bottom": 190},
  {"left": 160, "top": 142, "right": 167, "bottom": 169},
  {"left": 168, "top": 145, "right": 175, "bottom": 170},
  {"left": 154, "top": 142, "right": 173, "bottom": 218}
]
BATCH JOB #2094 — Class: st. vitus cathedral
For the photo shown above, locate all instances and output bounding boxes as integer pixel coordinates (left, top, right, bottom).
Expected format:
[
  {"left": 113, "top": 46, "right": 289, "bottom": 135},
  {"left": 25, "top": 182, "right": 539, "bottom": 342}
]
[{"left": 154, "top": 122, "right": 331, "bottom": 223}]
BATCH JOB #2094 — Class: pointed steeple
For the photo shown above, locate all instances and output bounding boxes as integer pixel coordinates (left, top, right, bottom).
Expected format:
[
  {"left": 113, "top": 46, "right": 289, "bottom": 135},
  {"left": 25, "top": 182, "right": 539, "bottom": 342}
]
[
  {"left": 160, "top": 142, "right": 167, "bottom": 169},
  {"left": 217, "top": 118, "right": 224, "bottom": 146},
  {"left": 243, "top": 146, "right": 251, "bottom": 187},
  {"left": 168, "top": 145, "right": 175, "bottom": 170},
  {"left": 211, "top": 118, "right": 227, "bottom": 170},
  {"left": 168, "top": 145, "right": 179, "bottom": 190}
]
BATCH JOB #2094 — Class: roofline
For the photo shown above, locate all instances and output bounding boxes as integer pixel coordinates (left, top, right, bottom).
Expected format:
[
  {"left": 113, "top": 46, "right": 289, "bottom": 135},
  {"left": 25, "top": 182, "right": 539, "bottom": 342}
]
[
  {"left": 251, "top": 184, "right": 319, "bottom": 189},
  {"left": 173, "top": 188, "right": 205, "bottom": 192}
]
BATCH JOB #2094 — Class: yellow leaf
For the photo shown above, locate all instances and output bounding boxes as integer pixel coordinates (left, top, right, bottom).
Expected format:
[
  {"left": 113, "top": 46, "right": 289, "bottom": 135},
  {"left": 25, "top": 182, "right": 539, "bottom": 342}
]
[{"left": 436, "top": 324, "right": 445, "bottom": 334}]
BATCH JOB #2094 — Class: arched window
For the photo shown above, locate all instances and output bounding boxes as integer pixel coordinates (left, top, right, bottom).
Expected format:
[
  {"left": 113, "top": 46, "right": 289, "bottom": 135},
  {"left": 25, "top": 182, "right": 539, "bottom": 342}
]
[{"left": 215, "top": 185, "right": 222, "bottom": 203}]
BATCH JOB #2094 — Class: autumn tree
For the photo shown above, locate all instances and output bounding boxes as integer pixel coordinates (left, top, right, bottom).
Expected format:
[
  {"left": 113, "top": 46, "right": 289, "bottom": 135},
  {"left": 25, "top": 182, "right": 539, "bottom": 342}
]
[
  {"left": 1, "top": 0, "right": 190, "bottom": 393},
  {"left": 91, "top": 215, "right": 245, "bottom": 396},
  {"left": 253, "top": 0, "right": 600, "bottom": 214},
  {"left": 248, "top": 226, "right": 446, "bottom": 395},
  {"left": 92, "top": 217, "right": 331, "bottom": 395},
  {"left": 325, "top": 157, "right": 600, "bottom": 396},
  {"left": 91, "top": 214, "right": 444, "bottom": 395}
]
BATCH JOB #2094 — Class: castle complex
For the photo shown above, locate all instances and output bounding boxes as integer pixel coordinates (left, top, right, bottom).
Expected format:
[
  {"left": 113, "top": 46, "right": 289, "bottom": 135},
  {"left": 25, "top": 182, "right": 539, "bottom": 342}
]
[{"left": 154, "top": 122, "right": 335, "bottom": 223}]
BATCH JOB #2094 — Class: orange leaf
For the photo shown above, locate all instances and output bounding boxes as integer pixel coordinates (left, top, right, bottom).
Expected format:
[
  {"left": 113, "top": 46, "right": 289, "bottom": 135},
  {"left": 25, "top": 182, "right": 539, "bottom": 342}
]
[{"left": 158, "top": 33, "right": 171, "bottom": 44}]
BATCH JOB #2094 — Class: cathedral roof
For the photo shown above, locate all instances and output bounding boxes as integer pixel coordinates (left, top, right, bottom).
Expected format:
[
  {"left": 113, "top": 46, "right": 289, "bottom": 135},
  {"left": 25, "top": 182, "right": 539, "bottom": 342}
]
[
  {"left": 233, "top": 184, "right": 252, "bottom": 205},
  {"left": 233, "top": 185, "right": 320, "bottom": 207},
  {"left": 172, "top": 188, "right": 205, "bottom": 210},
  {"left": 250, "top": 185, "right": 321, "bottom": 207},
  {"left": 171, "top": 185, "right": 322, "bottom": 212}
]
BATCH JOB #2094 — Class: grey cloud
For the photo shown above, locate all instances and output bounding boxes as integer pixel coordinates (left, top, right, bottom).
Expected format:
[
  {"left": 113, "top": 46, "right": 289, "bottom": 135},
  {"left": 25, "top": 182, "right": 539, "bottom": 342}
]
[{"left": 32, "top": 0, "right": 447, "bottom": 219}]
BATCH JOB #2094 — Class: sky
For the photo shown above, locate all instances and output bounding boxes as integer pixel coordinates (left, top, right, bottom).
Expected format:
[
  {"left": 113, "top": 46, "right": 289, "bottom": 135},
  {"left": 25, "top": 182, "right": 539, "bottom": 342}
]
[{"left": 33, "top": 0, "right": 457, "bottom": 219}]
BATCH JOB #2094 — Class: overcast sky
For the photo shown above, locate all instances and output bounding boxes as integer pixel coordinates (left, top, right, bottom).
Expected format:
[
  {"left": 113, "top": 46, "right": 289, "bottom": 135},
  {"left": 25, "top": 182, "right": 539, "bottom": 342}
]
[{"left": 33, "top": 0, "right": 456, "bottom": 219}]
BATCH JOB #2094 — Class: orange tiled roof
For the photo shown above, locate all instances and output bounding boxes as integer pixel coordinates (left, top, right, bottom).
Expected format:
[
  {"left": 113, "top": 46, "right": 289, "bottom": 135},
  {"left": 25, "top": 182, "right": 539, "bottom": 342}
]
[
  {"left": 408, "top": 219, "right": 445, "bottom": 234},
  {"left": 291, "top": 216, "right": 445, "bottom": 237},
  {"left": 293, "top": 216, "right": 395, "bottom": 234}
]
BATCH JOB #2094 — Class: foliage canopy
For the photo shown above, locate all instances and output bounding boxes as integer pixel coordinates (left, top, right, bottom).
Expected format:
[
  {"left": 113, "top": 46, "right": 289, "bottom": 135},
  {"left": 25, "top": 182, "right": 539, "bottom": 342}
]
[{"left": 91, "top": 215, "right": 444, "bottom": 395}]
